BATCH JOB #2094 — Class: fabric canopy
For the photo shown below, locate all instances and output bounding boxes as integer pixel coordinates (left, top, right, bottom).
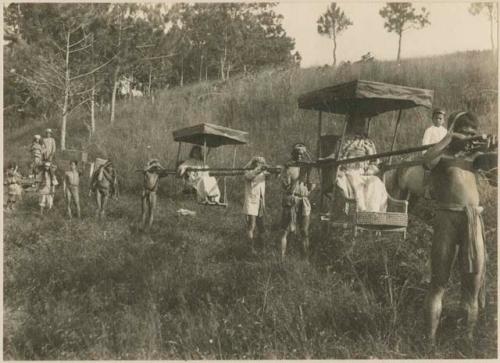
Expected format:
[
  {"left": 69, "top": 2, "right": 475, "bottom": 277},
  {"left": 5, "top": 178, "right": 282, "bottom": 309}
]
[
  {"left": 298, "top": 80, "right": 434, "bottom": 117},
  {"left": 173, "top": 123, "right": 249, "bottom": 147}
]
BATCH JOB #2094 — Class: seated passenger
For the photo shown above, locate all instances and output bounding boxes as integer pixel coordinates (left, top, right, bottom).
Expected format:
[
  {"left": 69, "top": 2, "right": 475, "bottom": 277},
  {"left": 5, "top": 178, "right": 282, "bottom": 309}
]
[
  {"left": 177, "top": 145, "right": 221, "bottom": 205},
  {"left": 332, "top": 112, "right": 388, "bottom": 212}
]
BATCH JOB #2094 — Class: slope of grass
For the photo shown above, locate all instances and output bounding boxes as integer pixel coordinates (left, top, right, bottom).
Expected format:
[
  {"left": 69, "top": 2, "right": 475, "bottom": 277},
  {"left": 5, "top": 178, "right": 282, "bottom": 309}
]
[{"left": 3, "top": 49, "right": 498, "bottom": 359}]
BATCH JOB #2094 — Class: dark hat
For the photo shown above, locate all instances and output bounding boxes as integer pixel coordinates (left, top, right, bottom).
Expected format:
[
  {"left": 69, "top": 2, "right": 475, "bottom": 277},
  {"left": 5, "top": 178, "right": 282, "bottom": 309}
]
[{"left": 432, "top": 108, "right": 445, "bottom": 116}]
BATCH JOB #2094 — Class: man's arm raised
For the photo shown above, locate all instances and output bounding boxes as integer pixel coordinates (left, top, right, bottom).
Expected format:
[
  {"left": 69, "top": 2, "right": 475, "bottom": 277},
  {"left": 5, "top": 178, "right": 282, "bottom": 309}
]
[{"left": 423, "top": 132, "right": 453, "bottom": 170}]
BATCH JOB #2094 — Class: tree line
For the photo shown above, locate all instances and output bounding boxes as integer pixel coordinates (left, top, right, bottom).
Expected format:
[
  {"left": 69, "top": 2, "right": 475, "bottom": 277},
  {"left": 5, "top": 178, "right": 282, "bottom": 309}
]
[
  {"left": 317, "top": 2, "right": 497, "bottom": 66},
  {"left": 4, "top": 3, "right": 298, "bottom": 148}
]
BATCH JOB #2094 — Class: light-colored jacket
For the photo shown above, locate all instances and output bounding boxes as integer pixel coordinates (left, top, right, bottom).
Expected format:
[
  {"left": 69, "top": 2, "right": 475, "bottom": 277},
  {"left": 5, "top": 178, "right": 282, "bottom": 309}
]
[
  {"left": 243, "top": 167, "right": 268, "bottom": 216},
  {"left": 43, "top": 137, "right": 56, "bottom": 161}
]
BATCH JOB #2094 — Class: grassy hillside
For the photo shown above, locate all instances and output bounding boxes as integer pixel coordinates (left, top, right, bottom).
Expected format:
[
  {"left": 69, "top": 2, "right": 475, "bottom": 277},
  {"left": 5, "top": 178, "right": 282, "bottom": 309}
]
[{"left": 3, "top": 50, "right": 498, "bottom": 359}]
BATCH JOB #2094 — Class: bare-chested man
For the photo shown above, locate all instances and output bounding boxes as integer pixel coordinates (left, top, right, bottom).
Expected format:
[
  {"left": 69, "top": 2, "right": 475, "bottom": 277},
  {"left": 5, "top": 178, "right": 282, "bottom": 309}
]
[
  {"left": 90, "top": 160, "right": 118, "bottom": 220},
  {"left": 280, "top": 143, "right": 314, "bottom": 261},
  {"left": 141, "top": 159, "right": 168, "bottom": 230},
  {"left": 423, "top": 111, "right": 490, "bottom": 346}
]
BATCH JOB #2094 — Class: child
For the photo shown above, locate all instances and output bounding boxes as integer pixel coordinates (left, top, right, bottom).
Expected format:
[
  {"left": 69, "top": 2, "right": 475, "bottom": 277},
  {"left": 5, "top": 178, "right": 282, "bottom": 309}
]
[
  {"left": 4, "top": 163, "right": 23, "bottom": 211},
  {"left": 243, "top": 156, "right": 269, "bottom": 251},
  {"left": 63, "top": 160, "right": 81, "bottom": 219}
]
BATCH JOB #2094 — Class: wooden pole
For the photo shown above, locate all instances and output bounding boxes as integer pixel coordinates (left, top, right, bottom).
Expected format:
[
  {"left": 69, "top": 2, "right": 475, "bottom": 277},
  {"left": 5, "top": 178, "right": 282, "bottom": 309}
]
[
  {"left": 390, "top": 109, "right": 403, "bottom": 151},
  {"left": 316, "top": 111, "right": 323, "bottom": 159},
  {"left": 174, "top": 142, "right": 182, "bottom": 194},
  {"left": 317, "top": 112, "right": 324, "bottom": 213}
]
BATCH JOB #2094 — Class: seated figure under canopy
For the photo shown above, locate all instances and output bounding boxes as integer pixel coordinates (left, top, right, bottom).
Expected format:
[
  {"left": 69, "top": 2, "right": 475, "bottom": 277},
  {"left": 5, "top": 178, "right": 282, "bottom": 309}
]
[
  {"left": 330, "top": 112, "right": 388, "bottom": 212},
  {"left": 177, "top": 145, "right": 221, "bottom": 204}
]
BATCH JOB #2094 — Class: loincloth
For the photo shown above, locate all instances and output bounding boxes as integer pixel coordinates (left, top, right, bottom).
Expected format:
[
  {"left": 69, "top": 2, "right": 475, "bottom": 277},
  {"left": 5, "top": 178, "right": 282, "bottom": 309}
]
[
  {"left": 281, "top": 194, "right": 311, "bottom": 232},
  {"left": 436, "top": 203, "right": 485, "bottom": 274}
]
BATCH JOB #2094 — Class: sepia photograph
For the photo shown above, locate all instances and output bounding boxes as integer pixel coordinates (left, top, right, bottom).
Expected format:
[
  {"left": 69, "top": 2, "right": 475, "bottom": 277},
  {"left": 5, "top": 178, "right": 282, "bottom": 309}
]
[{"left": 3, "top": 1, "right": 498, "bottom": 360}]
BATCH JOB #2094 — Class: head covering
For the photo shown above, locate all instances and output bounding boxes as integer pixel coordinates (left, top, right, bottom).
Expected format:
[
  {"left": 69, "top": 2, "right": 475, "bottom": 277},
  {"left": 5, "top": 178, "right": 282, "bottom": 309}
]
[
  {"left": 45, "top": 128, "right": 53, "bottom": 135},
  {"left": 448, "top": 111, "right": 479, "bottom": 132},
  {"left": 34, "top": 134, "right": 41, "bottom": 140},
  {"left": 432, "top": 108, "right": 445, "bottom": 117},
  {"left": 244, "top": 156, "right": 266, "bottom": 169},
  {"left": 44, "top": 161, "right": 51, "bottom": 167},
  {"left": 145, "top": 158, "right": 164, "bottom": 171},
  {"left": 292, "top": 143, "right": 307, "bottom": 154}
]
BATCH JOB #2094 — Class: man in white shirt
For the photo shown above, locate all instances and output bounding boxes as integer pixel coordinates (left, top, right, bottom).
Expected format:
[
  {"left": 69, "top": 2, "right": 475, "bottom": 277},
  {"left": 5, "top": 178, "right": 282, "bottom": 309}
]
[{"left": 422, "top": 108, "right": 447, "bottom": 147}]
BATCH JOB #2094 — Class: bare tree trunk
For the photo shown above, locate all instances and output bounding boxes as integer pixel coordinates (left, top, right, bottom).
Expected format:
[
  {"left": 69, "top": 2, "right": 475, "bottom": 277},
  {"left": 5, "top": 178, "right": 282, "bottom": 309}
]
[
  {"left": 148, "top": 65, "right": 152, "bottom": 96},
  {"left": 226, "top": 61, "right": 231, "bottom": 80},
  {"left": 90, "top": 76, "right": 96, "bottom": 135},
  {"left": 220, "top": 57, "right": 225, "bottom": 80},
  {"left": 110, "top": 64, "right": 120, "bottom": 124},
  {"left": 199, "top": 54, "right": 204, "bottom": 82},
  {"left": 205, "top": 64, "right": 208, "bottom": 81},
  {"left": 61, "top": 31, "right": 71, "bottom": 151},
  {"left": 397, "top": 32, "right": 402, "bottom": 62},
  {"left": 180, "top": 57, "right": 184, "bottom": 87},
  {"left": 489, "top": 7, "right": 495, "bottom": 51},
  {"left": 332, "top": 30, "right": 337, "bottom": 66}
]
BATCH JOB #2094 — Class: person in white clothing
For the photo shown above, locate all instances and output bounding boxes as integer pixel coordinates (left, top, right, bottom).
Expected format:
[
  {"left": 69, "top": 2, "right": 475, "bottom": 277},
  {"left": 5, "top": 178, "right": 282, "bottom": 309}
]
[
  {"left": 243, "top": 156, "right": 270, "bottom": 251},
  {"left": 422, "top": 108, "right": 447, "bottom": 147},
  {"left": 422, "top": 108, "right": 446, "bottom": 200}
]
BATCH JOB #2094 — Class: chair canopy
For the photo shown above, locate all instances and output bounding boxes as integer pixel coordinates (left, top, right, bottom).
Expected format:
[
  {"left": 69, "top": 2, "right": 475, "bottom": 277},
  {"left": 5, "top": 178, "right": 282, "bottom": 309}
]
[
  {"left": 298, "top": 79, "right": 434, "bottom": 118},
  {"left": 173, "top": 123, "right": 249, "bottom": 148}
]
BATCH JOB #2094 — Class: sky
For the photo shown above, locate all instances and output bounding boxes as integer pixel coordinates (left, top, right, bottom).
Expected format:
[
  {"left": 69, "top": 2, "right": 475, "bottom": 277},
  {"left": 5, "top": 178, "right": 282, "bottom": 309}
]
[{"left": 275, "top": 2, "right": 496, "bottom": 67}]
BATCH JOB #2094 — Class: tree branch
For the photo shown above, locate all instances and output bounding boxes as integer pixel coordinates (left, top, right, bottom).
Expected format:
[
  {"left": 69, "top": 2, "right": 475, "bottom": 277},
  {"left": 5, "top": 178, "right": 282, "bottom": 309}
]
[{"left": 69, "top": 55, "right": 117, "bottom": 81}]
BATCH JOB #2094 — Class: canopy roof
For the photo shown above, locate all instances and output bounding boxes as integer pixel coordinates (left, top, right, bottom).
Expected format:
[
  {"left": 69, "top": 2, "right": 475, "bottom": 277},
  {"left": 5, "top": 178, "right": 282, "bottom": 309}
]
[
  {"left": 173, "top": 123, "right": 249, "bottom": 147},
  {"left": 298, "top": 80, "right": 434, "bottom": 117}
]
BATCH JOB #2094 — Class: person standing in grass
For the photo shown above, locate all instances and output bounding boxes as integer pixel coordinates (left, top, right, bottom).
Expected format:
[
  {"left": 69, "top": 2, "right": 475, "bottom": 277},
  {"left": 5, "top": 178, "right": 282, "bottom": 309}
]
[
  {"left": 42, "top": 128, "right": 57, "bottom": 162},
  {"left": 280, "top": 143, "right": 314, "bottom": 261},
  {"left": 423, "top": 111, "right": 489, "bottom": 347},
  {"left": 243, "top": 156, "right": 270, "bottom": 252},
  {"left": 63, "top": 160, "right": 81, "bottom": 219},
  {"left": 141, "top": 159, "right": 168, "bottom": 230},
  {"left": 4, "top": 162, "right": 23, "bottom": 211},
  {"left": 30, "top": 134, "right": 44, "bottom": 178},
  {"left": 37, "top": 161, "right": 58, "bottom": 215},
  {"left": 90, "top": 160, "right": 118, "bottom": 219}
]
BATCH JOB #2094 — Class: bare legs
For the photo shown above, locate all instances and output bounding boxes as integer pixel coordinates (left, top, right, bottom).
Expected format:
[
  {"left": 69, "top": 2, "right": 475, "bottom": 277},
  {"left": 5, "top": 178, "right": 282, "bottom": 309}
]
[
  {"left": 141, "top": 192, "right": 157, "bottom": 230},
  {"left": 425, "top": 212, "right": 486, "bottom": 346},
  {"left": 280, "top": 215, "right": 310, "bottom": 261},
  {"left": 96, "top": 191, "right": 109, "bottom": 220},
  {"left": 246, "top": 215, "right": 265, "bottom": 252}
]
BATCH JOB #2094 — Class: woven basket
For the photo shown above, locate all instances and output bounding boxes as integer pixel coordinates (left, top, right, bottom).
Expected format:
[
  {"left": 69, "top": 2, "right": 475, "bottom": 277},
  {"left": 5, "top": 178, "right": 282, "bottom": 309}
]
[{"left": 356, "top": 211, "right": 408, "bottom": 227}]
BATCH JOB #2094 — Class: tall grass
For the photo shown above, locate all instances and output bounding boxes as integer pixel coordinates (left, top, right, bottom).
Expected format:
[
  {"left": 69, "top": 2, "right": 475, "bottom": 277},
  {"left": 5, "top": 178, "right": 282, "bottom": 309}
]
[{"left": 3, "top": 49, "right": 498, "bottom": 359}]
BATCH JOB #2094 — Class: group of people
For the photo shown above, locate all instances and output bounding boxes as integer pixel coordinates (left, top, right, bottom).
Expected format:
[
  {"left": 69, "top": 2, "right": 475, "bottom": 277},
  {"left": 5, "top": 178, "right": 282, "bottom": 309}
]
[
  {"left": 5, "top": 108, "right": 493, "bottom": 347},
  {"left": 239, "top": 108, "right": 493, "bottom": 347},
  {"left": 5, "top": 127, "right": 119, "bottom": 219}
]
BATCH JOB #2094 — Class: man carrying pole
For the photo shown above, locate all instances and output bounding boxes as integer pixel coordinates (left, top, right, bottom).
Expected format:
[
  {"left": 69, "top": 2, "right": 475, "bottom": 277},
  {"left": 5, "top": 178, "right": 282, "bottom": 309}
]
[{"left": 422, "top": 111, "right": 493, "bottom": 347}]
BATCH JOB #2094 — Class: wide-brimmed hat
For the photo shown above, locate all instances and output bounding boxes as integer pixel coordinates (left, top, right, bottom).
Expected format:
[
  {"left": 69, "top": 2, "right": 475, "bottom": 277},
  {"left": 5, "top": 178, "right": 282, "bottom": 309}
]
[
  {"left": 45, "top": 128, "right": 53, "bottom": 134},
  {"left": 44, "top": 161, "right": 51, "bottom": 167},
  {"left": 34, "top": 134, "right": 41, "bottom": 140}
]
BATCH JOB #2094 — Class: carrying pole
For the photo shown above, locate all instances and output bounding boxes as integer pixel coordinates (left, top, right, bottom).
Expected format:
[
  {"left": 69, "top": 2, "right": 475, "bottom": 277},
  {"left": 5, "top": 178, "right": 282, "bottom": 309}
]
[
  {"left": 317, "top": 111, "right": 324, "bottom": 212},
  {"left": 388, "top": 109, "right": 403, "bottom": 164}
]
